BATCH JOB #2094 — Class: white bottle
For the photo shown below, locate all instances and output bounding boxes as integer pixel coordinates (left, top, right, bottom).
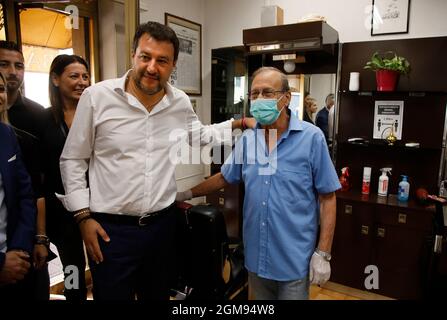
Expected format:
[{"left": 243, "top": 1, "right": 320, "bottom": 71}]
[
  {"left": 378, "top": 168, "right": 392, "bottom": 196},
  {"left": 362, "top": 167, "right": 371, "bottom": 195}
]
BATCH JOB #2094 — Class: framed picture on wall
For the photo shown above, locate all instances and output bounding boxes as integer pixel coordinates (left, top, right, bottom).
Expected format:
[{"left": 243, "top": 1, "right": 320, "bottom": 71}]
[
  {"left": 165, "top": 13, "right": 202, "bottom": 95},
  {"left": 371, "top": 0, "right": 410, "bottom": 36}
]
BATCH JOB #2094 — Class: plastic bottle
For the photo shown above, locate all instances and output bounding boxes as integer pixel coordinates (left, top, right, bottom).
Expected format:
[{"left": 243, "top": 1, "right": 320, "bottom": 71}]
[
  {"left": 362, "top": 167, "right": 371, "bottom": 195},
  {"left": 398, "top": 175, "right": 410, "bottom": 202},
  {"left": 339, "top": 167, "right": 350, "bottom": 191},
  {"left": 378, "top": 168, "right": 392, "bottom": 196}
]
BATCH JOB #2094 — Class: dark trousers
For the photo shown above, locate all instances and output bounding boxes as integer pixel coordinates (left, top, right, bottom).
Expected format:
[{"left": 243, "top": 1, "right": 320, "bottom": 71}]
[
  {"left": 49, "top": 216, "right": 87, "bottom": 301},
  {"left": 89, "top": 208, "right": 176, "bottom": 300},
  {"left": 0, "top": 264, "right": 49, "bottom": 300}
]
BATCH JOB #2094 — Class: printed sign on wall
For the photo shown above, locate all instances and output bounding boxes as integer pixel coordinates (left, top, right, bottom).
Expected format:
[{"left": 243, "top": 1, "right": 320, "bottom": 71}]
[{"left": 373, "top": 101, "right": 404, "bottom": 140}]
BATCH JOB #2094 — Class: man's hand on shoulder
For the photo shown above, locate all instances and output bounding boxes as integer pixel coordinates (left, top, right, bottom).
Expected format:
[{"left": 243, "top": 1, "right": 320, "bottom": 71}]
[{"left": 244, "top": 117, "right": 257, "bottom": 129}]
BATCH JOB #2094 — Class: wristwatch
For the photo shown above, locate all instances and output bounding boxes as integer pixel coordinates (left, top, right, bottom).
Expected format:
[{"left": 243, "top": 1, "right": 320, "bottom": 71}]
[{"left": 315, "top": 248, "right": 332, "bottom": 261}]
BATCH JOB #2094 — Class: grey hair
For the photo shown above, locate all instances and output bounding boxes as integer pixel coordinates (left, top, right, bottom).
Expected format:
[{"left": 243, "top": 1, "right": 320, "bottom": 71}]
[{"left": 252, "top": 66, "right": 290, "bottom": 92}]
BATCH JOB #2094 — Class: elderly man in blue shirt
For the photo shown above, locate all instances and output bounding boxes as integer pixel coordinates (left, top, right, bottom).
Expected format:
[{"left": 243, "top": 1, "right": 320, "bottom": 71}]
[{"left": 177, "top": 66, "right": 341, "bottom": 300}]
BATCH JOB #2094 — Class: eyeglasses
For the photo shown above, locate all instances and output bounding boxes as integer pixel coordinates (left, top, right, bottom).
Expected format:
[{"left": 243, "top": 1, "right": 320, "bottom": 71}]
[{"left": 248, "top": 89, "right": 284, "bottom": 100}]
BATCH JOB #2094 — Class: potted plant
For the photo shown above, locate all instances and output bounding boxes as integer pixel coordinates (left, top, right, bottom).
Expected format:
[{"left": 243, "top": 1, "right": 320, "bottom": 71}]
[{"left": 364, "top": 51, "right": 410, "bottom": 91}]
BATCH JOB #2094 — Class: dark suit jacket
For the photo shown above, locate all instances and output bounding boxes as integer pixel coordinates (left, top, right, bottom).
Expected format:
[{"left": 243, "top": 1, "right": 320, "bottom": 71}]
[
  {"left": 316, "top": 107, "right": 329, "bottom": 142},
  {"left": 0, "top": 123, "right": 36, "bottom": 271}
]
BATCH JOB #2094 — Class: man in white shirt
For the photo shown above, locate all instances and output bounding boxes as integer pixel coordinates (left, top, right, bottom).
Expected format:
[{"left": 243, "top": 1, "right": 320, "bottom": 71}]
[{"left": 57, "top": 21, "right": 252, "bottom": 300}]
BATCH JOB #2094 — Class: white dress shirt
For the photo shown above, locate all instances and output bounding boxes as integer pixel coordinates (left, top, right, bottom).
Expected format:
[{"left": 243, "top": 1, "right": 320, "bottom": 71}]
[
  {"left": 0, "top": 173, "right": 7, "bottom": 253},
  {"left": 57, "top": 71, "right": 232, "bottom": 216}
]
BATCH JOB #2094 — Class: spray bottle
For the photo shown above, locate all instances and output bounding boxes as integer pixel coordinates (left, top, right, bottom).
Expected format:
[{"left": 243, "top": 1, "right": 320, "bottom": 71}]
[
  {"left": 378, "top": 168, "right": 392, "bottom": 196},
  {"left": 339, "top": 167, "right": 350, "bottom": 191}
]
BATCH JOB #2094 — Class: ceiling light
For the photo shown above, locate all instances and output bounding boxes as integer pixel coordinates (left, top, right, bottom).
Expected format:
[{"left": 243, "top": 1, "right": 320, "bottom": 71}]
[{"left": 283, "top": 60, "right": 296, "bottom": 73}]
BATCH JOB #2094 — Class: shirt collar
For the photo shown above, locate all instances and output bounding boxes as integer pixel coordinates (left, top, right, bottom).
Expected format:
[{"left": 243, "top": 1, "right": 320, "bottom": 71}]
[
  {"left": 255, "top": 112, "right": 303, "bottom": 132},
  {"left": 7, "top": 94, "right": 25, "bottom": 110},
  {"left": 113, "top": 70, "right": 132, "bottom": 96}
]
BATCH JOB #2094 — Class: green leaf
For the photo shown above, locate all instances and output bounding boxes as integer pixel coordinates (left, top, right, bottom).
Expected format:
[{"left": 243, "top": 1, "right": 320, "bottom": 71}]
[{"left": 364, "top": 51, "right": 410, "bottom": 74}]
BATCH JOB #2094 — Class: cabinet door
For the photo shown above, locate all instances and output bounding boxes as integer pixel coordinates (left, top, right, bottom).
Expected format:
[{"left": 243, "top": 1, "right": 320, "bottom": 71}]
[
  {"left": 331, "top": 199, "right": 374, "bottom": 290},
  {"left": 373, "top": 208, "right": 432, "bottom": 299}
]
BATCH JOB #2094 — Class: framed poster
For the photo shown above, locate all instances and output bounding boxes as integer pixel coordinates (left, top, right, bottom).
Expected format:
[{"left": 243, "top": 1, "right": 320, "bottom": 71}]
[
  {"left": 371, "top": 0, "right": 410, "bottom": 36},
  {"left": 165, "top": 13, "right": 202, "bottom": 95},
  {"left": 373, "top": 101, "right": 404, "bottom": 140}
]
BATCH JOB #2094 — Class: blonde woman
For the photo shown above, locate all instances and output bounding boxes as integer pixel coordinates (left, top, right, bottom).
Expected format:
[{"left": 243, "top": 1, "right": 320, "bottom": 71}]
[{"left": 303, "top": 95, "right": 317, "bottom": 124}]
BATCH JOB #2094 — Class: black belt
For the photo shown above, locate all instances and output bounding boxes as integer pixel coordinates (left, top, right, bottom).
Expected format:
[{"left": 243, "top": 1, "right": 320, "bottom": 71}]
[{"left": 93, "top": 203, "right": 175, "bottom": 226}]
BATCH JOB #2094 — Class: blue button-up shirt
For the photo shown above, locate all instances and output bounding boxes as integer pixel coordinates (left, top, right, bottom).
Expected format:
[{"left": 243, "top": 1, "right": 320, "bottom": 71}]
[{"left": 221, "top": 116, "right": 341, "bottom": 281}]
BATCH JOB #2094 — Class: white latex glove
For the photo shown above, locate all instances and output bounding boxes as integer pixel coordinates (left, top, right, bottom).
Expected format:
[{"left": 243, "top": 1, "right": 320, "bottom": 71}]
[
  {"left": 309, "top": 251, "right": 331, "bottom": 285},
  {"left": 175, "top": 190, "right": 193, "bottom": 202}
]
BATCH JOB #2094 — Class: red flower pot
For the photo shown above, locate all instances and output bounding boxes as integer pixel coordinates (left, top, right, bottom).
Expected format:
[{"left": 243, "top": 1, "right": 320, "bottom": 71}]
[{"left": 376, "top": 70, "right": 399, "bottom": 91}]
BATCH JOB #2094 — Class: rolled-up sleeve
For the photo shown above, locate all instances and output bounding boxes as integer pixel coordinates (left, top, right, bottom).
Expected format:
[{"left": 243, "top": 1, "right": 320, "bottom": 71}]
[
  {"left": 186, "top": 104, "right": 233, "bottom": 146},
  {"left": 56, "top": 89, "right": 95, "bottom": 212}
]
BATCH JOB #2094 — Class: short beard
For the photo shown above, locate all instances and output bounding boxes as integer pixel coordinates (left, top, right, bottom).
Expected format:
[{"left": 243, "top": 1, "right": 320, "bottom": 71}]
[
  {"left": 7, "top": 82, "right": 20, "bottom": 93},
  {"left": 132, "top": 71, "right": 163, "bottom": 96}
]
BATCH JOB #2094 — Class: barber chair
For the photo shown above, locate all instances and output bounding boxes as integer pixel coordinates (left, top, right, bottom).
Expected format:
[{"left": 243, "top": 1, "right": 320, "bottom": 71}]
[{"left": 171, "top": 202, "right": 248, "bottom": 300}]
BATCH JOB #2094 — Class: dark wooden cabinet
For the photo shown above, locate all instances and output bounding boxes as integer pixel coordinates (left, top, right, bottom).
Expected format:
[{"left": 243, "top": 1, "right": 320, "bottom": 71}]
[
  {"left": 332, "top": 37, "right": 447, "bottom": 299},
  {"left": 331, "top": 198, "right": 374, "bottom": 290},
  {"left": 332, "top": 192, "right": 434, "bottom": 299}
]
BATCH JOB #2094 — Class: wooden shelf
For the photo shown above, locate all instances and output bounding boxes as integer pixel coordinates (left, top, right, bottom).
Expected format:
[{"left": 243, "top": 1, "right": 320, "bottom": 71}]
[
  {"left": 336, "top": 190, "right": 435, "bottom": 212},
  {"left": 339, "top": 90, "right": 447, "bottom": 96},
  {"left": 336, "top": 140, "right": 442, "bottom": 152}
]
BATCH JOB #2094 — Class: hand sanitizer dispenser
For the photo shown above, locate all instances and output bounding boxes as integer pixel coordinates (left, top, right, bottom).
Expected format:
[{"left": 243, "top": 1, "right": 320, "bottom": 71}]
[{"left": 398, "top": 175, "right": 410, "bottom": 202}]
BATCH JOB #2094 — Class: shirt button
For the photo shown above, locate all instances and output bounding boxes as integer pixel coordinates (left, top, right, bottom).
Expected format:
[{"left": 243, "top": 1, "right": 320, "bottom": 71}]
[
  {"left": 262, "top": 222, "right": 266, "bottom": 226},
  {"left": 265, "top": 181, "right": 269, "bottom": 185},
  {"left": 262, "top": 201, "right": 266, "bottom": 206}
]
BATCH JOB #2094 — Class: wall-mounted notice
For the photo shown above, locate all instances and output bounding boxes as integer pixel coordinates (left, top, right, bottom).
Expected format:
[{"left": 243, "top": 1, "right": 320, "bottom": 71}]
[{"left": 373, "top": 100, "right": 404, "bottom": 140}]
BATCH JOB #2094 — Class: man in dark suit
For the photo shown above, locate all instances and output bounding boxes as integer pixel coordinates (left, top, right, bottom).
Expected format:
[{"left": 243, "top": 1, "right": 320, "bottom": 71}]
[
  {"left": 0, "top": 40, "right": 49, "bottom": 299},
  {"left": 0, "top": 122, "right": 36, "bottom": 299},
  {"left": 316, "top": 93, "right": 335, "bottom": 146}
]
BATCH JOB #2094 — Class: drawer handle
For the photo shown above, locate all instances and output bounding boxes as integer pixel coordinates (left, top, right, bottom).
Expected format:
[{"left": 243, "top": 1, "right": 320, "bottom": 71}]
[
  {"left": 377, "top": 227, "right": 386, "bottom": 238},
  {"left": 218, "top": 197, "right": 225, "bottom": 205},
  {"left": 398, "top": 213, "right": 407, "bottom": 224},
  {"left": 361, "top": 225, "right": 369, "bottom": 235},
  {"left": 345, "top": 205, "right": 353, "bottom": 215}
]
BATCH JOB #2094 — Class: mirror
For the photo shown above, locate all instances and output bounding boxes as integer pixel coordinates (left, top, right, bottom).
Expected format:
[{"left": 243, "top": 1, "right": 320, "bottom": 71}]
[
  {"left": 211, "top": 46, "right": 246, "bottom": 123},
  {"left": 286, "top": 73, "right": 336, "bottom": 122},
  {"left": 303, "top": 74, "right": 336, "bottom": 122}
]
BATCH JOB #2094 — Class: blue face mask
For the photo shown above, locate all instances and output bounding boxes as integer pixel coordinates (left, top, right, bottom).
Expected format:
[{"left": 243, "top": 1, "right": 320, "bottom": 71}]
[{"left": 250, "top": 96, "right": 285, "bottom": 125}]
